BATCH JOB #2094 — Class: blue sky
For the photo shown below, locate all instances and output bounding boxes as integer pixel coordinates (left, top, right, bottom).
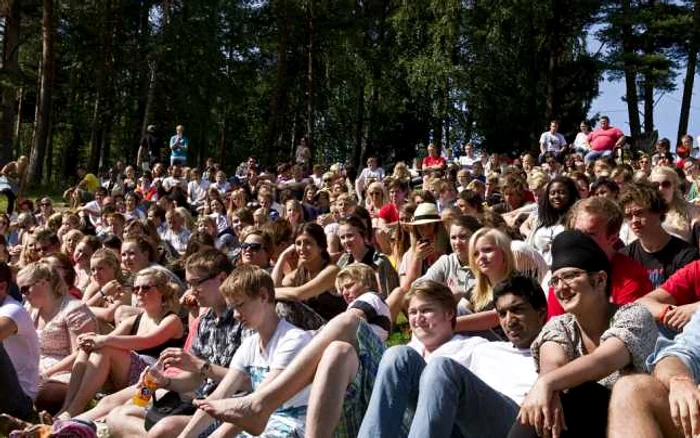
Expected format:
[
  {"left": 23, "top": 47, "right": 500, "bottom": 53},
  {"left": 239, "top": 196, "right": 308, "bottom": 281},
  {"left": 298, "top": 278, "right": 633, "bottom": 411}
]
[{"left": 590, "top": 75, "right": 699, "bottom": 147}]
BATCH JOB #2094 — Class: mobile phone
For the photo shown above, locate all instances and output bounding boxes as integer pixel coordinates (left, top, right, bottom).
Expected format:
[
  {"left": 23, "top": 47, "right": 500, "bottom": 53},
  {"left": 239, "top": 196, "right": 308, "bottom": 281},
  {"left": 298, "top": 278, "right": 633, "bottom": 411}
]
[{"left": 419, "top": 238, "right": 430, "bottom": 244}]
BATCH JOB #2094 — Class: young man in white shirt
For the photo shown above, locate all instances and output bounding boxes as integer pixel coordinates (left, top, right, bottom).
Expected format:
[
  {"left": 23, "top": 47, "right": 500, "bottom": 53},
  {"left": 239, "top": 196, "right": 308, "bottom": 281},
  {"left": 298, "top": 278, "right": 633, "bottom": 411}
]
[
  {"left": 0, "top": 262, "right": 40, "bottom": 420},
  {"left": 539, "top": 120, "right": 567, "bottom": 160},
  {"left": 358, "top": 275, "right": 547, "bottom": 438},
  {"left": 180, "top": 265, "right": 313, "bottom": 438}
]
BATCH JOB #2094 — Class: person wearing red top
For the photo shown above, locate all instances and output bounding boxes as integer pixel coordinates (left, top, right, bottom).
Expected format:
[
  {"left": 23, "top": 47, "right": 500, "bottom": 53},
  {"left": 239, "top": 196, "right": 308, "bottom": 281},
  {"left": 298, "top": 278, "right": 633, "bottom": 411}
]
[
  {"left": 584, "top": 115, "right": 626, "bottom": 163},
  {"left": 547, "top": 197, "right": 652, "bottom": 318},
  {"left": 638, "top": 260, "right": 700, "bottom": 333},
  {"left": 422, "top": 144, "right": 447, "bottom": 172}
]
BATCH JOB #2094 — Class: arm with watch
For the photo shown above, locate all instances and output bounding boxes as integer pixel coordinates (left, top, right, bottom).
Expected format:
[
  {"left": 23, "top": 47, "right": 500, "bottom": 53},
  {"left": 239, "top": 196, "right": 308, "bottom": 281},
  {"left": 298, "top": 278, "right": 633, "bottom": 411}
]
[{"left": 158, "top": 347, "right": 231, "bottom": 394}]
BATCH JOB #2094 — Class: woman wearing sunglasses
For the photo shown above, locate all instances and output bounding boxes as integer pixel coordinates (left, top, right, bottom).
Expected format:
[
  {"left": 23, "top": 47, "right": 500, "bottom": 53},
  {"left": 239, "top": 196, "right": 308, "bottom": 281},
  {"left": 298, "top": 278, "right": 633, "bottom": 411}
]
[
  {"left": 17, "top": 261, "right": 97, "bottom": 414},
  {"left": 238, "top": 228, "right": 273, "bottom": 272},
  {"left": 650, "top": 166, "right": 700, "bottom": 242},
  {"left": 55, "top": 267, "right": 184, "bottom": 419}
]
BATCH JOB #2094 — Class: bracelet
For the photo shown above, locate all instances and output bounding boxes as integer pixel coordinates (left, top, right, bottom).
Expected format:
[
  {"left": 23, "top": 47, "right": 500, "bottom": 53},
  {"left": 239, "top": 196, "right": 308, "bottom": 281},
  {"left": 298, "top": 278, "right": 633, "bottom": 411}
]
[
  {"left": 657, "top": 305, "right": 673, "bottom": 324},
  {"left": 99, "top": 289, "right": 106, "bottom": 298}
]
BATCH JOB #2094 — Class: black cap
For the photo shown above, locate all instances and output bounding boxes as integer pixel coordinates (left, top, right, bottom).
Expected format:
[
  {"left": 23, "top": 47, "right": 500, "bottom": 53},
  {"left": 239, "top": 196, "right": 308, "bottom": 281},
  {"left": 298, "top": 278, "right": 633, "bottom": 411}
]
[{"left": 551, "top": 230, "right": 611, "bottom": 276}]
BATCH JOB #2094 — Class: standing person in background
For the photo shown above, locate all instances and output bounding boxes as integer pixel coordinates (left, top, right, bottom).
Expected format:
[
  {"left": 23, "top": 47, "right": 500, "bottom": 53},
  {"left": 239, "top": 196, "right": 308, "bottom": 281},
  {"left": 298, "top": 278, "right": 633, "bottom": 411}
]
[
  {"left": 137, "top": 125, "right": 160, "bottom": 171},
  {"left": 0, "top": 155, "right": 27, "bottom": 215},
  {"left": 538, "top": 120, "right": 567, "bottom": 161},
  {"left": 169, "top": 125, "right": 189, "bottom": 166},
  {"left": 295, "top": 136, "right": 312, "bottom": 171}
]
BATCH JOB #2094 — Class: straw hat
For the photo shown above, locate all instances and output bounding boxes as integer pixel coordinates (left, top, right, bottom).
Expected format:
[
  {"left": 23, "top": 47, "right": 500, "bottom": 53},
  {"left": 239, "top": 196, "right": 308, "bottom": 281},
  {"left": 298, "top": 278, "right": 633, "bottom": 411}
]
[{"left": 407, "top": 203, "right": 441, "bottom": 226}]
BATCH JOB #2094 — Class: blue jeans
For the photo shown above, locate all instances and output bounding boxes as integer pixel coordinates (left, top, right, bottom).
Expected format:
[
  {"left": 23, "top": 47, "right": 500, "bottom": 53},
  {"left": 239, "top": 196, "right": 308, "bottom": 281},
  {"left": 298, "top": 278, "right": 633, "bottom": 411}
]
[
  {"left": 584, "top": 149, "right": 612, "bottom": 163},
  {"left": 358, "top": 345, "right": 520, "bottom": 438}
]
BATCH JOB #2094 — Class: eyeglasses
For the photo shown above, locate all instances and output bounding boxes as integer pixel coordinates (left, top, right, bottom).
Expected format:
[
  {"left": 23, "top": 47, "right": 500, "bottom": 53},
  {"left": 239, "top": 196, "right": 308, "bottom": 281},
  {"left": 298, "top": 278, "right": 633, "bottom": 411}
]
[
  {"left": 241, "top": 242, "right": 263, "bottom": 252},
  {"left": 548, "top": 270, "right": 587, "bottom": 289},
  {"left": 651, "top": 180, "right": 673, "bottom": 190},
  {"left": 187, "top": 272, "right": 219, "bottom": 289},
  {"left": 133, "top": 284, "right": 156, "bottom": 293},
  {"left": 19, "top": 285, "right": 31, "bottom": 295},
  {"left": 41, "top": 203, "right": 51, "bottom": 207}
]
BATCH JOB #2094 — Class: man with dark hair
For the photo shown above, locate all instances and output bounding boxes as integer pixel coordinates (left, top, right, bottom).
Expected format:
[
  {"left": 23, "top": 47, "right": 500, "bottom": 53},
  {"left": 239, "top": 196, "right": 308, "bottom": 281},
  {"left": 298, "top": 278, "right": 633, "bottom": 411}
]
[
  {"left": 620, "top": 182, "right": 698, "bottom": 289},
  {"left": 358, "top": 277, "right": 546, "bottom": 437},
  {"left": 0, "top": 262, "right": 39, "bottom": 420},
  {"left": 585, "top": 115, "right": 626, "bottom": 163},
  {"left": 539, "top": 120, "right": 567, "bottom": 160},
  {"left": 377, "top": 179, "right": 408, "bottom": 226}
]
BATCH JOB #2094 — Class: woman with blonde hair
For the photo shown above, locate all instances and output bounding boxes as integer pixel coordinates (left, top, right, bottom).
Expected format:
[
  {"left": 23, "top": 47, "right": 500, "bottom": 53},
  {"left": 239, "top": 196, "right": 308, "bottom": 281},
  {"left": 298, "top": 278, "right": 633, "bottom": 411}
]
[
  {"left": 391, "top": 161, "right": 412, "bottom": 185},
  {"left": 454, "top": 227, "right": 516, "bottom": 335},
  {"left": 284, "top": 198, "right": 306, "bottom": 229},
  {"left": 365, "top": 181, "right": 387, "bottom": 218},
  {"left": 650, "top": 165, "right": 700, "bottom": 242},
  {"left": 82, "top": 248, "right": 130, "bottom": 326},
  {"left": 56, "top": 267, "right": 184, "bottom": 418},
  {"left": 18, "top": 261, "right": 97, "bottom": 413},
  {"left": 60, "top": 229, "right": 84, "bottom": 260}
]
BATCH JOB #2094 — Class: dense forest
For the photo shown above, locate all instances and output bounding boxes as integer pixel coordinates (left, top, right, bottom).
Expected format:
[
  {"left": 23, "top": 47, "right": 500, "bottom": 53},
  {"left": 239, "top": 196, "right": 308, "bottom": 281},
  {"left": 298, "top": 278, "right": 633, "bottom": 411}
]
[{"left": 0, "top": 0, "right": 697, "bottom": 186}]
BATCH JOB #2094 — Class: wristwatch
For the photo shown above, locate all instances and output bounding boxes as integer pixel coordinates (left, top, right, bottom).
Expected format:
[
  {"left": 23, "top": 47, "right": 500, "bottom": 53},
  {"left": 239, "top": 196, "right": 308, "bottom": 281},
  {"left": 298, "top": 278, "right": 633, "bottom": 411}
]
[{"left": 199, "top": 360, "right": 211, "bottom": 378}]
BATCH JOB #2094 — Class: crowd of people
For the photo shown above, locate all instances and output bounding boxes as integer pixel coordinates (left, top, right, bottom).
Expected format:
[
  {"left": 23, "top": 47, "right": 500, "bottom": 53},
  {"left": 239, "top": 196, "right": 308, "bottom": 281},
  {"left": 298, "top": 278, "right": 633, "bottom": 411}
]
[{"left": 2, "top": 119, "right": 700, "bottom": 437}]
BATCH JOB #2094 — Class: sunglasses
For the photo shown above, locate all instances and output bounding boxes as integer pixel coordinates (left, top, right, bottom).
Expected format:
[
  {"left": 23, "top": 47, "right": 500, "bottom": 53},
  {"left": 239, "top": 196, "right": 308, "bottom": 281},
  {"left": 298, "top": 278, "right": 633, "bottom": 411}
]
[
  {"left": 651, "top": 180, "right": 673, "bottom": 190},
  {"left": 19, "top": 285, "right": 31, "bottom": 295},
  {"left": 241, "top": 242, "right": 263, "bottom": 252},
  {"left": 187, "top": 272, "right": 219, "bottom": 289},
  {"left": 133, "top": 284, "right": 156, "bottom": 293}
]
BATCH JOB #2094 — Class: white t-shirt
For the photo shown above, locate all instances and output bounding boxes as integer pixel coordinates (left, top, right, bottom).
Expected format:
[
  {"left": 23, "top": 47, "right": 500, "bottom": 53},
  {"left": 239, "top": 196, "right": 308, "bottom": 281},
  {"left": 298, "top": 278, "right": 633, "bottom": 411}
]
[
  {"left": 539, "top": 131, "right": 567, "bottom": 154},
  {"left": 348, "top": 293, "right": 391, "bottom": 341},
  {"left": 188, "top": 179, "right": 210, "bottom": 204},
  {"left": 467, "top": 341, "right": 537, "bottom": 405},
  {"left": 0, "top": 296, "right": 40, "bottom": 399},
  {"left": 231, "top": 319, "right": 313, "bottom": 412},
  {"left": 408, "top": 334, "right": 488, "bottom": 367}
]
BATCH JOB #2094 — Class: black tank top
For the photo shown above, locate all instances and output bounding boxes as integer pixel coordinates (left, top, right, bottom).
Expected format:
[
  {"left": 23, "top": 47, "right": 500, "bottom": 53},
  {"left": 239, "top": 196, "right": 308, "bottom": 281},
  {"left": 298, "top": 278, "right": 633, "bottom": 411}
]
[{"left": 129, "top": 312, "right": 184, "bottom": 358}]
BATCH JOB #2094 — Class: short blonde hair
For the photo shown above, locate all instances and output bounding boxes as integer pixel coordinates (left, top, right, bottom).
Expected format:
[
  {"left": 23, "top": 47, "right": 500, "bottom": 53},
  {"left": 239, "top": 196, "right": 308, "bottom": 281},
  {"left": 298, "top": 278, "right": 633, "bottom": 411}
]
[
  {"left": 90, "top": 248, "right": 125, "bottom": 283},
  {"left": 221, "top": 265, "right": 275, "bottom": 303},
  {"left": 18, "top": 261, "right": 68, "bottom": 298},
  {"left": 135, "top": 267, "right": 180, "bottom": 313},
  {"left": 335, "top": 263, "right": 378, "bottom": 292}
]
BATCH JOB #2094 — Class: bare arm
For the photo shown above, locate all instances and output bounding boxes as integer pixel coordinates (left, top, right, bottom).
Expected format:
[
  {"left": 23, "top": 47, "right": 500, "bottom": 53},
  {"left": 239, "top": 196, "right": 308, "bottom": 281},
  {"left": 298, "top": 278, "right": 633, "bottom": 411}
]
[
  {"left": 101, "top": 314, "right": 184, "bottom": 351},
  {"left": 0, "top": 316, "right": 18, "bottom": 342},
  {"left": 275, "top": 265, "right": 340, "bottom": 301},
  {"left": 454, "top": 310, "right": 499, "bottom": 333},
  {"left": 637, "top": 288, "right": 677, "bottom": 321}
]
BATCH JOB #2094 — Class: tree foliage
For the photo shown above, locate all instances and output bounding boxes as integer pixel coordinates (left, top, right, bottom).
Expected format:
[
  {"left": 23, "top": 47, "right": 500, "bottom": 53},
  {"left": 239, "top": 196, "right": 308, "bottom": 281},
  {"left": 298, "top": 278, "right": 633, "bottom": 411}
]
[{"left": 0, "top": 0, "right": 695, "bottom": 184}]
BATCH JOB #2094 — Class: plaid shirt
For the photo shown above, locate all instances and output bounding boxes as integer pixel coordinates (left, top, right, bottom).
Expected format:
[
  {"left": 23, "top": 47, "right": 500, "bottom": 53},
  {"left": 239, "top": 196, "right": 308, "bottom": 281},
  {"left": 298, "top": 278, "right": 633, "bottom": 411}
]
[{"left": 190, "top": 307, "right": 254, "bottom": 396}]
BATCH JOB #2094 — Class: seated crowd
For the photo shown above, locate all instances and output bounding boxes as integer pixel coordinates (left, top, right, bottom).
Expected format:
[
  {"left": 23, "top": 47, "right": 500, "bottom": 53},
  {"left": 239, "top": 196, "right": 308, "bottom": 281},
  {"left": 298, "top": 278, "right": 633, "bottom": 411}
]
[{"left": 5, "top": 127, "right": 700, "bottom": 438}]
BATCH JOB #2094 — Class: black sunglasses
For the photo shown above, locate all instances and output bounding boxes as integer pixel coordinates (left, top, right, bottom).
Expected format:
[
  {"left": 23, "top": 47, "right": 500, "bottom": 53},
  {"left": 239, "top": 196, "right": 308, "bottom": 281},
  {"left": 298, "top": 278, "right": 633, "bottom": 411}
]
[{"left": 241, "top": 242, "right": 263, "bottom": 252}]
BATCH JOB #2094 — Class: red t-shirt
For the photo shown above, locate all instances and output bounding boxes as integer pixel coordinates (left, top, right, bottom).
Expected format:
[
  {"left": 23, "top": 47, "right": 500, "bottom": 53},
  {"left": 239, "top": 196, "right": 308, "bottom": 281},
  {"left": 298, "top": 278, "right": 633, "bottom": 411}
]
[
  {"left": 660, "top": 260, "right": 700, "bottom": 306},
  {"left": 588, "top": 126, "right": 624, "bottom": 152},
  {"left": 547, "top": 252, "right": 653, "bottom": 318},
  {"left": 422, "top": 156, "right": 447, "bottom": 169},
  {"left": 378, "top": 203, "right": 400, "bottom": 224}
]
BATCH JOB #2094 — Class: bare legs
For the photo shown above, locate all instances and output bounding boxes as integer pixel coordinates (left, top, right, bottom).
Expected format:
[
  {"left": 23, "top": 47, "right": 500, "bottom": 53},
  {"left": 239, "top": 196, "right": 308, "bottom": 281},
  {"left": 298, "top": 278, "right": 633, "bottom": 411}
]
[
  {"left": 193, "top": 312, "right": 363, "bottom": 435},
  {"left": 76, "top": 385, "right": 135, "bottom": 422},
  {"left": 58, "top": 346, "right": 133, "bottom": 417},
  {"left": 608, "top": 375, "right": 682, "bottom": 438},
  {"left": 306, "top": 341, "right": 359, "bottom": 438}
]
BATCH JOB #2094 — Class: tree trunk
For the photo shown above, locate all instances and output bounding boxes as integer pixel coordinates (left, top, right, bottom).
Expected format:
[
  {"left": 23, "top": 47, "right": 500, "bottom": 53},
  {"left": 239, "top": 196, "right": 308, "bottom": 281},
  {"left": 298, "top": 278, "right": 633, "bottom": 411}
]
[
  {"left": 14, "top": 86, "right": 22, "bottom": 153},
  {"left": 545, "top": 0, "right": 560, "bottom": 122},
  {"left": 621, "top": 0, "right": 642, "bottom": 139},
  {"left": 306, "top": 0, "right": 314, "bottom": 154},
  {"left": 88, "top": 0, "right": 113, "bottom": 173},
  {"left": 352, "top": 85, "right": 364, "bottom": 169},
  {"left": 266, "top": 0, "right": 290, "bottom": 163},
  {"left": 27, "top": 0, "right": 54, "bottom": 184},
  {"left": 678, "top": 0, "right": 700, "bottom": 145},
  {"left": 0, "top": 0, "right": 20, "bottom": 165}
]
